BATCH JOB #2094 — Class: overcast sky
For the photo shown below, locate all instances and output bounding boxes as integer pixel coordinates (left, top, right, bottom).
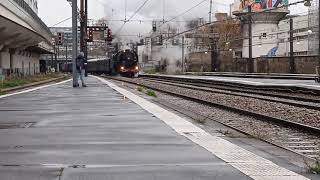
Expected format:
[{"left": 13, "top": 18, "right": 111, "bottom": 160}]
[{"left": 38, "top": 0, "right": 309, "bottom": 41}]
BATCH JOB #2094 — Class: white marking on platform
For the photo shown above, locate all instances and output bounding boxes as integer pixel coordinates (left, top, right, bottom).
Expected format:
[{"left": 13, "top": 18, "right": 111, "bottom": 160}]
[
  {"left": 0, "top": 79, "right": 72, "bottom": 99},
  {"left": 95, "top": 76, "right": 309, "bottom": 180}
]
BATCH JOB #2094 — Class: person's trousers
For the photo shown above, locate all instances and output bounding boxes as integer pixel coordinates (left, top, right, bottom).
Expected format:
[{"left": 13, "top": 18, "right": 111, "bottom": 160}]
[{"left": 76, "top": 69, "right": 86, "bottom": 86}]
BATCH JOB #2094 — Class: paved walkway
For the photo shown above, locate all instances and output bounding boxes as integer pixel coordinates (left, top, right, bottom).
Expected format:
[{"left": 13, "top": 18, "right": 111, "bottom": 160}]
[{"left": 0, "top": 77, "right": 311, "bottom": 179}]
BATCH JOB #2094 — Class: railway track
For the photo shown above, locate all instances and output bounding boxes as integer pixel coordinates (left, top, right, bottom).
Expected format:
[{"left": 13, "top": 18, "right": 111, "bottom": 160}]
[
  {"left": 105, "top": 76, "right": 320, "bottom": 160},
  {"left": 155, "top": 97, "right": 320, "bottom": 160},
  {"left": 140, "top": 75, "right": 320, "bottom": 104},
  {"left": 141, "top": 77, "right": 320, "bottom": 110}
]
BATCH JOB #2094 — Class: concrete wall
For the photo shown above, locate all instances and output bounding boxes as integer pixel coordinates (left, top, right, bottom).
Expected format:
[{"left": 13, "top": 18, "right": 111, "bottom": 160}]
[
  {"left": 0, "top": 49, "right": 10, "bottom": 69},
  {"left": 295, "top": 56, "right": 319, "bottom": 74},
  {"left": 231, "top": 56, "right": 319, "bottom": 74},
  {"left": 277, "top": 15, "right": 312, "bottom": 56},
  {"left": 218, "top": 51, "right": 234, "bottom": 72},
  {"left": 12, "top": 51, "right": 40, "bottom": 75},
  {"left": 0, "top": 49, "right": 40, "bottom": 76},
  {"left": 187, "top": 50, "right": 318, "bottom": 74},
  {"left": 187, "top": 52, "right": 211, "bottom": 72}
]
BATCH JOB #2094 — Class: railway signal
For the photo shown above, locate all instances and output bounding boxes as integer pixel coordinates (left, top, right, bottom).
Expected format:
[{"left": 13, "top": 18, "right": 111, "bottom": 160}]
[
  {"left": 88, "top": 29, "right": 93, "bottom": 42},
  {"left": 56, "top": 32, "right": 64, "bottom": 45},
  {"left": 106, "top": 28, "right": 113, "bottom": 42}
]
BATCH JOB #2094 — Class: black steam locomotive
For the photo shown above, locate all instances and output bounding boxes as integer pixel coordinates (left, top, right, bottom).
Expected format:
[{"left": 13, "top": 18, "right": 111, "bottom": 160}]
[{"left": 113, "top": 49, "right": 139, "bottom": 77}]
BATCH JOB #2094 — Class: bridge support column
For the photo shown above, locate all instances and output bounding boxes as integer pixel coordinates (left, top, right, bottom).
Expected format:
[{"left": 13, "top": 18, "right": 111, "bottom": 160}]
[
  {"left": 0, "top": 45, "right": 3, "bottom": 70},
  {"left": 0, "top": 47, "right": 10, "bottom": 76}
]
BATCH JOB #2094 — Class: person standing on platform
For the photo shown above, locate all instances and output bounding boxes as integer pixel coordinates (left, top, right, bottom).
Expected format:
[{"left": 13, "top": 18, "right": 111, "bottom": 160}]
[{"left": 75, "top": 52, "right": 87, "bottom": 87}]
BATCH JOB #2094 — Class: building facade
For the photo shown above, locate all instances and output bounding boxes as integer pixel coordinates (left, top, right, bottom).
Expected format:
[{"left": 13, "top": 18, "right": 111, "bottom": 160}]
[
  {"left": 308, "top": 0, "right": 319, "bottom": 55},
  {"left": 277, "top": 15, "right": 313, "bottom": 56}
]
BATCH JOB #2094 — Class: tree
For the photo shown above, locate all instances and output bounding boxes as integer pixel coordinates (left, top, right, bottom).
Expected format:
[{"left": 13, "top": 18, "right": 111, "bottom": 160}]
[
  {"left": 215, "top": 18, "right": 242, "bottom": 51},
  {"left": 188, "top": 17, "right": 242, "bottom": 51}
]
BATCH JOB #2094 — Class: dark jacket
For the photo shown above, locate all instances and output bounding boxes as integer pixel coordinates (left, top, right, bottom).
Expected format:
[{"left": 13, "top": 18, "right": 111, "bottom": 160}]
[{"left": 76, "top": 55, "right": 87, "bottom": 71}]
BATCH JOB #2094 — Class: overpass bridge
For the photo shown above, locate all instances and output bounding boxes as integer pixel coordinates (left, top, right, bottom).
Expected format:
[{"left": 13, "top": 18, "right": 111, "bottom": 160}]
[{"left": 0, "top": 0, "right": 53, "bottom": 77}]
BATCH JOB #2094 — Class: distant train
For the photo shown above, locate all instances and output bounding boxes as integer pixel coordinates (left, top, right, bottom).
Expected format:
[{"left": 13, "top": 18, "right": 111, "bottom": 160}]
[
  {"left": 61, "top": 49, "right": 139, "bottom": 77},
  {"left": 87, "top": 58, "right": 112, "bottom": 75}
]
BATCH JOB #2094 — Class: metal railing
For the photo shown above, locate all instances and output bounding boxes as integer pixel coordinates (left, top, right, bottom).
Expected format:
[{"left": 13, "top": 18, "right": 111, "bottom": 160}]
[{"left": 11, "top": 0, "right": 52, "bottom": 37}]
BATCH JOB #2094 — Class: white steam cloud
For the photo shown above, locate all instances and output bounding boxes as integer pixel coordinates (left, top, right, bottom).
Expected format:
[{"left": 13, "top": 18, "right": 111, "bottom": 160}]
[{"left": 102, "top": 0, "right": 233, "bottom": 42}]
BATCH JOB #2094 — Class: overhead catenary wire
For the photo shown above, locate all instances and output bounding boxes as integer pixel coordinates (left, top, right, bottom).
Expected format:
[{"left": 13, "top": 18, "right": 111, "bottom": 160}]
[
  {"left": 114, "top": 0, "right": 152, "bottom": 35},
  {"left": 151, "top": 0, "right": 313, "bottom": 41},
  {"left": 51, "top": 17, "right": 72, "bottom": 27},
  {"left": 160, "top": 0, "right": 208, "bottom": 27}
]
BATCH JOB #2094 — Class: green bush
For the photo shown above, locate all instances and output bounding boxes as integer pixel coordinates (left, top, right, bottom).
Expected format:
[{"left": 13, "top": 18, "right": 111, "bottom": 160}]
[
  {"left": 0, "top": 79, "right": 28, "bottom": 89},
  {"left": 0, "top": 73, "right": 65, "bottom": 89},
  {"left": 194, "top": 118, "right": 206, "bottom": 124},
  {"left": 146, "top": 90, "right": 157, "bottom": 97},
  {"left": 144, "top": 69, "right": 157, "bottom": 74},
  {"left": 311, "top": 161, "right": 320, "bottom": 174}
]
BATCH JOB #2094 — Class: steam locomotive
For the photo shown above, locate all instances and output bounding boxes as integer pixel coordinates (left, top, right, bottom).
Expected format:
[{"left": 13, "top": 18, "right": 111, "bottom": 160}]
[{"left": 113, "top": 49, "right": 139, "bottom": 77}]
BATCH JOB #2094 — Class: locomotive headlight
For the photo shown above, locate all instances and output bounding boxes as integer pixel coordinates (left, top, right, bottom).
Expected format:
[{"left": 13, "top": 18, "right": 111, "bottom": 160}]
[
  {"left": 121, "top": 66, "right": 124, "bottom": 70},
  {"left": 135, "top": 66, "right": 139, "bottom": 70}
]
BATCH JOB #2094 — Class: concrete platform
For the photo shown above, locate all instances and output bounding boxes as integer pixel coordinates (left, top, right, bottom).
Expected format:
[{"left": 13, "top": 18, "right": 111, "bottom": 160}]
[
  {"left": 0, "top": 76, "right": 313, "bottom": 179},
  {"left": 141, "top": 74, "right": 320, "bottom": 93}
]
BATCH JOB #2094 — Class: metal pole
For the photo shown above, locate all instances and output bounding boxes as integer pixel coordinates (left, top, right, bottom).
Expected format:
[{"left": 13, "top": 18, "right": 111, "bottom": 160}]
[
  {"left": 84, "top": 0, "right": 88, "bottom": 60},
  {"left": 248, "top": 6, "right": 253, "bottom": 73},
  {"left": 209, "top": 0, "right": 212, "bottom": 23},
  {"left": 72, "top": 0, "right": 78, "bottom": 87},
  {"left": 84, "top": 0, "right": 88, "bottom": 77},
  {"left": 54, "top": 46, "right": 57, "bottom": 71},
  {"left": 65, "top": 45, "right": 68, "bottom": 65},
  {"left": 80, "top": 0, "right": 85, "bottom": 53},
  {"left": 182, "top": 36, "right": 185, "bottom": 73},
  {"left": 211, "top": 38, "right": 217, "bottom": 72},
  {"left": 289, "top": 18, "right": 295, "bottom": 74},
  {"left": 57, "top": 45, "right": 60, "bottom": 71},
  {"left": 318, "top": 0, "right": 320, "bottom": 81},
  {"left": 51, "top": 52, "right": 53, "bottom": 71},
  {"left": 318, "top": 0, "right": 320, "bottom": 66}
]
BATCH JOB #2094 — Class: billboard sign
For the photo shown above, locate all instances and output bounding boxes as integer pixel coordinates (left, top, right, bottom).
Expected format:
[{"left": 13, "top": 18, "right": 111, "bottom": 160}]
[{"left": 239, "top": 0, "right": 288, "bottom": 11}]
